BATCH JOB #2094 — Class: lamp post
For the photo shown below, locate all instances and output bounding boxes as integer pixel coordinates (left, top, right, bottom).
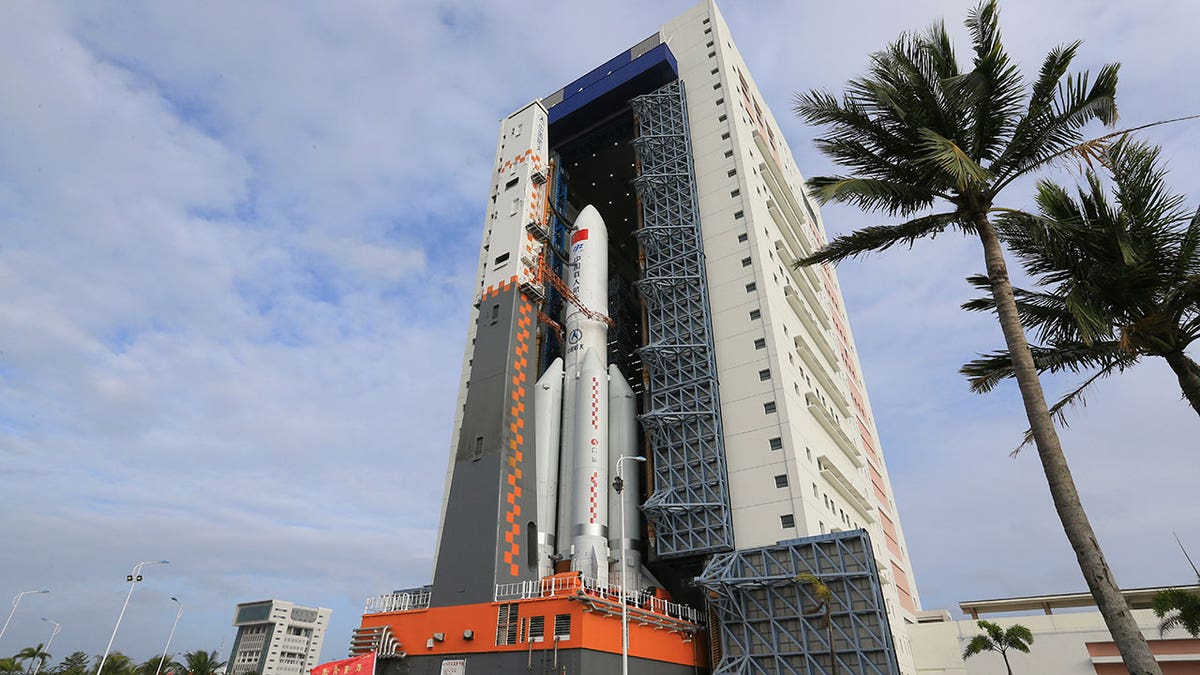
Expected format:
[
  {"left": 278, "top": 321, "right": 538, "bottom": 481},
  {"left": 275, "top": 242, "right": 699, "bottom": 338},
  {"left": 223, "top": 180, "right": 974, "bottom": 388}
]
[
  {"left": 97, "top": 560, "right": 170, "bottom": 675},
  {"left": 31, "top": 618, "right": 60, "bottom": 675},
  {"left": 0, "top": 590, "right": 49, "bottom": 641},
  {"left": 613, "top": 454, "right": 646, "bottom": 675},
  {"left": 154, "top": 597, "right": 183, "bottom": 675}
]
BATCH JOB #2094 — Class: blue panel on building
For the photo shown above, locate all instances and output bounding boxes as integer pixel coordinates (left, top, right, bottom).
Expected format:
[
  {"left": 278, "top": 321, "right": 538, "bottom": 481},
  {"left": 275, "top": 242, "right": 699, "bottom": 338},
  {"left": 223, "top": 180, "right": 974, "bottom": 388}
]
[{"left": 547, "top": 43, "right": 678, "bottom": 139}]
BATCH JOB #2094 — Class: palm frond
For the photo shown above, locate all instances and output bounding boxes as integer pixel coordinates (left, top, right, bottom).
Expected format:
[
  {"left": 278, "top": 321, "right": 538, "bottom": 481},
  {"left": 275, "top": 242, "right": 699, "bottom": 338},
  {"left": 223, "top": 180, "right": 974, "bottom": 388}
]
[
  {"left": 1011, "top": 361, "right": 1123, "bottom": 455},
  {"left": 917, "top": 129, "right": 993, "bottom": 190},
  {"left": 805, "top": 175, "right": 941, "bottom": 215},
  {"left": 798, "top": 212, "right": 960, "bottom": 266}
]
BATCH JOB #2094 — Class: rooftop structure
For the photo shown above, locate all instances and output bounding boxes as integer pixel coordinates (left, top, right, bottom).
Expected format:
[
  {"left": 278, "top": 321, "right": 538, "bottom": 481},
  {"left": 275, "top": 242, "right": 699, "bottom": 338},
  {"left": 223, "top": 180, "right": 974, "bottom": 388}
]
[{"left": 228, "top": 600, "right": 331, "bottom": 675}]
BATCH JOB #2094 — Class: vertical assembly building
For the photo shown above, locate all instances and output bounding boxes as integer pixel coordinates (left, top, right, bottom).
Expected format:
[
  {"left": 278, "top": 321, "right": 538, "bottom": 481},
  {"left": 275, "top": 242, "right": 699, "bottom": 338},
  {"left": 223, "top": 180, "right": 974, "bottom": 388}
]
[{"left": 356, "top": 2, "right": 921, "bottom": 673}]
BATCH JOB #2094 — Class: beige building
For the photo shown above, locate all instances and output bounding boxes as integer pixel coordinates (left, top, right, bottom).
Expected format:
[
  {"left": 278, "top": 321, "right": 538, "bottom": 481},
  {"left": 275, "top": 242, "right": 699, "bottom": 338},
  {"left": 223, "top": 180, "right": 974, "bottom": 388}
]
[
  {"left": 909, "top": 586, "right": 1200, "bottom": 674},
  {"left": 228, "top": 600, "right": 331, "bottom": 675}
]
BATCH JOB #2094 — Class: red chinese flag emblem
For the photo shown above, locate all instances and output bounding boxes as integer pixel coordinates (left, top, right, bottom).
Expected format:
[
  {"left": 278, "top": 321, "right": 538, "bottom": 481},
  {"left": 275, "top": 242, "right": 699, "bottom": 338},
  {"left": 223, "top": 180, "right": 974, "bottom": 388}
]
[
  {"left": 311, "top": 652, "right": 375, "bottom": 675},
  {"left": 571, "top": 229, "right": 588, "bottom": 244}
]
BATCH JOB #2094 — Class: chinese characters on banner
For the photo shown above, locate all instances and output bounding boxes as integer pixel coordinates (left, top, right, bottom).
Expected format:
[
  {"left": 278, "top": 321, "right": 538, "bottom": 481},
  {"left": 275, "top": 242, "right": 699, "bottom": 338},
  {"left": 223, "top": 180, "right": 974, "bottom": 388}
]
[{"left": 310, "top": 652, "right": 375, "bottom": 675}]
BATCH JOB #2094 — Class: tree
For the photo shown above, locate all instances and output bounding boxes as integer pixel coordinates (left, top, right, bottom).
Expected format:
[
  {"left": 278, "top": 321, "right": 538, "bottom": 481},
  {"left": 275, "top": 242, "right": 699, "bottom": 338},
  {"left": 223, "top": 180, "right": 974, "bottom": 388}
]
[
  {"left": 1153, "top": 588, "right": 1200, "bottom": 637},
  {"left": 15, "top": 645, "right": 51, "bottom": 675},
  {"left": 962, "top": 138, "right": 1200, "bottom": 426},
  {"left": 795, "top": 573, "right": 839, "bottom": 675},
  {"left": 92, "top": 654, "right": 133, "bottom": 675},
  {"left": 0, "top": 660, "right": 23, "bottom": 675},
  {"left": 57, "top": 653, "right": 89, "bottom": 675},
  {"left": 792, "top": 1, "right": 1160, "bottom": 671},
  {"left": 963, "top": 620, "right": 1034, "bottom": 675},
  {"left": 181, "top": 651, "right": 224, "bottom": 675},
  {"left": 137, "top": 656, "right": 180, "bottom": 675}
]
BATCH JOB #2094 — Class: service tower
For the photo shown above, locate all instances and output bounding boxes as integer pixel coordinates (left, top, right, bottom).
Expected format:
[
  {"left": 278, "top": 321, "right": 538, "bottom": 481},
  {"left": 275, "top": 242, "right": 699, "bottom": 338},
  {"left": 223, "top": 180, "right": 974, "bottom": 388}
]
[{"left": 354, "top": 2, "right": 922, "bottom": 673}]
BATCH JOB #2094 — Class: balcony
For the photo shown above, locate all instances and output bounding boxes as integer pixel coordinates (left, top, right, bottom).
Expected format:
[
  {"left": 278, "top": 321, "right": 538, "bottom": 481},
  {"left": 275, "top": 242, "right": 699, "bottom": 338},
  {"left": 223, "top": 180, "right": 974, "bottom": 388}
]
[
  {"left": 805, "top": 392, "right": 863, "bottom": 467},
  {"left": 818, "top": 455, "right": 875, "bottom": 522}
]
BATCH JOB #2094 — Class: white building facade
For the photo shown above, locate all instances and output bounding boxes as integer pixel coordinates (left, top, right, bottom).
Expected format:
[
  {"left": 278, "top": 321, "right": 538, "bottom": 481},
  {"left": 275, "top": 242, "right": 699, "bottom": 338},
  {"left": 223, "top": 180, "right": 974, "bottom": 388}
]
[
  {"left": 228, "top": 600, "right": 331, "bottom": 675},
  {"left": 909, "top": 587, "right": 1200, "bottom": 674}
]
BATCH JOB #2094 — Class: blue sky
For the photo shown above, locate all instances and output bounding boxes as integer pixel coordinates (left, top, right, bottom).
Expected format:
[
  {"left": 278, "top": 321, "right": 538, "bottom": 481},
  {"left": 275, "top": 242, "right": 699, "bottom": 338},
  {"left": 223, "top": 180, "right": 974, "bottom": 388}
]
[{"left": 1, "top": 0, "right": 1197, "bottom": 664}]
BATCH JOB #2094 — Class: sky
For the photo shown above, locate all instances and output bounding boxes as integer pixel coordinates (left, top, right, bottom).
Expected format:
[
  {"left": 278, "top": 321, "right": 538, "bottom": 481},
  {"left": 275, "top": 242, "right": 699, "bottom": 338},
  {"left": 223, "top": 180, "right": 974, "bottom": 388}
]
[{"left": 1, "top": 0, "right": 1198, "bottom": 665}]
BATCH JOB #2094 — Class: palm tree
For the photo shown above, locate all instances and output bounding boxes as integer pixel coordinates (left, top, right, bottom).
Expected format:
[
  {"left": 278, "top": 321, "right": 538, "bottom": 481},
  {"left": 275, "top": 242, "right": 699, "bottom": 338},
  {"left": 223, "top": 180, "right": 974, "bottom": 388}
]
[
  {"left": 0, "top": 660, "right": 23, "bottom": 675},
  {"left": 792, "top": 1, "right": 1160, "bottom": 671},
  {"left": 963, "top": 620, "right": 1034, "bottom": 675},
  {"left": 1153, "top": 588, "right": 1200, "bottom": 637},
  {"left": 181, "top": 651, "right": 224, "bottom": 675},
  {"left": 15, "top": 645, "right": 51, "bottom": 675},
  {"left": 138, "top": 656, "right": 181, "bottom": 675},
  {"left": 91, "top": 654, "right": 133, "bottom": 675},
  {"left": 795, "top": 573, "right": 839, "bottom": 675},
  {"left": 961, "top": 138, "right": 1200, "bottom": 425}
]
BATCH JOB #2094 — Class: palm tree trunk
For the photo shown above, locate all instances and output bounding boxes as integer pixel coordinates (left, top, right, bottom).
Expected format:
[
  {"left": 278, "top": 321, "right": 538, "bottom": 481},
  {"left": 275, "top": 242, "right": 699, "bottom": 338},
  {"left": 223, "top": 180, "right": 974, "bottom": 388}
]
[
  {"left": 1001, "top": 650, "right": 1013, "bottom": 675},
  {"left": 976, "top": 216, "right": 1161, "bottom": 674},
  {"left": 1162, "top": 350, "right": 1200, "bottom": 417}
]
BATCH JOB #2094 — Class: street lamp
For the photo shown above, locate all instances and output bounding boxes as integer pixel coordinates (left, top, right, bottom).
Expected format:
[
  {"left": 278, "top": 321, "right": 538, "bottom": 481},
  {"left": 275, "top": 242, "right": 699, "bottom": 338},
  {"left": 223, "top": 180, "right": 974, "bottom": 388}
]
[
  {"left": 31, "top": 618, "right": 60, "bottom": 675},
  {"left": 613, "top": 454, "right": 646, "bottom": 675},
  {"left": 154, "top": 597, "right": 184, "bottom": 675},
  {"left": 97, "top": 560, "right": 170, "bottom": 675},
  {"left": 0, "top": 590, "right": 50, "bottom": 641}
]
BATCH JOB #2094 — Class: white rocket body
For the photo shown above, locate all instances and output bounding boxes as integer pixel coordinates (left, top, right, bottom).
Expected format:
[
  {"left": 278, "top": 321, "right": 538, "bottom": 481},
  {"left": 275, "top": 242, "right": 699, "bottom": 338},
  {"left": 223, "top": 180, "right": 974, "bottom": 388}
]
[
  {"left": 564, "top": 205, "right": 611, "bottom": 579},
  {"left": 535, "top": 204, "right": 647, "bottom": 584},
  {"left": 533, "top": 358, "right": 564, "bottom": 580}
]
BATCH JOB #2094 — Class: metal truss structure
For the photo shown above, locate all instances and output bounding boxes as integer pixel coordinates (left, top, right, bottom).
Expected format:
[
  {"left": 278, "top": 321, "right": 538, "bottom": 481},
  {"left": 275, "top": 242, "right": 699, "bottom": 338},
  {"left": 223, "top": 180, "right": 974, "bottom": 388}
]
[
  {"left": 696, "top": 531, "right": 900, "bottom": 675},
  {"left": 630, "top": 79, "right": 734, "bottom": 559}
]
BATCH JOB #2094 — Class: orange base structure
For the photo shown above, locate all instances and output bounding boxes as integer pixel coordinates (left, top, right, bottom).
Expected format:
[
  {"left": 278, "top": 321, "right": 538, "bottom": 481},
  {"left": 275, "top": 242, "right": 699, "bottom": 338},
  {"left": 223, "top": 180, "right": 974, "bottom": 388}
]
[{"left": 354, "top": 573, "right": 706, "bottom": 673}]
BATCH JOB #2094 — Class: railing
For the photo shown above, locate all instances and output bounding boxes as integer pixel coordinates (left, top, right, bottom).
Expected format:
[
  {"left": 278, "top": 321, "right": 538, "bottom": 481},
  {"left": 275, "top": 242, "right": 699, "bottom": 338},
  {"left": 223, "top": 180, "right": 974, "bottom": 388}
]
[
  {"left": 363, "top": 590, "right": 431, "bottom": 614},
  {"left": 494, "top": 574, "right": 701, "bottom": 624}
]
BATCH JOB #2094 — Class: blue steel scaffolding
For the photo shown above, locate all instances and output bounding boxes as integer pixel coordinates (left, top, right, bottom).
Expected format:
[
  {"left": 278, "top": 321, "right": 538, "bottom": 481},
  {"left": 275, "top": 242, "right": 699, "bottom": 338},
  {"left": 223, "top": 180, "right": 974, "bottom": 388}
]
[{"left": 630, "top": 79, "right": 734, "bottom": 559}]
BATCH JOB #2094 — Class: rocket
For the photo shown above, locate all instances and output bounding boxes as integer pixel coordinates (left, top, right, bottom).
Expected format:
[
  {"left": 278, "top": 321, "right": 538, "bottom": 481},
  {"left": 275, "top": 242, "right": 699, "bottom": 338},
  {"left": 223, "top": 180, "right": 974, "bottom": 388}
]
[{"left": 532, "top": 205, "right": 645, "bottom": 583}]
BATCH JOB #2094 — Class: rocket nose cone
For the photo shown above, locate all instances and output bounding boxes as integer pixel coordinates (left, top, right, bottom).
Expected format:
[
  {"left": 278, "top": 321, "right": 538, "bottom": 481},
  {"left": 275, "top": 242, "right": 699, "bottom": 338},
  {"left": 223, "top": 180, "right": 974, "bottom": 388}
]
[
  {"left": 576, "top": 204, "right": 606, "bottom": 229},
  {"left": 580, "top": 347, "right": 604, "bottom": 373}
]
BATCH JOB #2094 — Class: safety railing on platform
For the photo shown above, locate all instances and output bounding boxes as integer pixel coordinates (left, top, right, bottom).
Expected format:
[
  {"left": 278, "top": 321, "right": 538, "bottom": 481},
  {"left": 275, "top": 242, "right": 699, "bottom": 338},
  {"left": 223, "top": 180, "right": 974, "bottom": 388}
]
[
  {"left": 363, "top": 589, "right": 431, "bottom": 614},
  {"left": 493, "top": 575, "right": 700, "bottom": 624}
]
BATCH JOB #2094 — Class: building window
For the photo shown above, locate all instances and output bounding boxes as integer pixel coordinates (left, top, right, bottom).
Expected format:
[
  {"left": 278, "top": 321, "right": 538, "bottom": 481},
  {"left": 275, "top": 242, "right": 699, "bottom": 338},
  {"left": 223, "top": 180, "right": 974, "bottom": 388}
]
[
  {"left": 745, "top": 282, "right": 756, "bottom": 293},
  {"left": 724, "top": 150, "right": 734, "bottom": 158},
  {"left": 716, "top": 98, "right": 725, "bottom": 106},
  {"left": 734, "top": 210, "right": 745, "bottom": 219},
  {"left": 527, "top": 616, "right": 545, "bottom": 643},
  {"left": 758, "top": 369, "right": 771, "bottom": 381},
  {"left": 812, "top": 483, "right": 818, "bottom": 497},
  {"left": 769, "top": 436, "right": 783, "bottom": 450},
  {"left": 780, "top": 514, "right": 795, "bottom": 528},
  {"left": 554, "top": 614, "right": 571, "bottom": 641},
  {"left": 754, "top": 338, "right": 766, "bottom": 350},
  {"left": 718, "top": 114, "right": 727, "bottom": 122},
  {"left": 495, "top": 604, "right": 519, "bottom": 646},
  {"left": 774, "top": 474, "right": 789, "bottom": 488},
  {"left": 704, "top": 27, "right": 712, "bottom": 34},
  {"left": 731, "top": 189, "right": 740, "bottom": 197},
  {"left": 749, "top": 309, "right": 761, "bottom": 321},
  {"left": 763, "top": 400, "right": 776, "bottom": 414},
  {"left": 710, "top": 67, "right": 718, "bottom": 74},
  {"left": 504, "top": 177, "right": 519, "bottom": 190},
  {"left": 708, "top": 51, "right": 716, "bottom": 58},
  {"left": 721, "top": 132, "right": 730, "bottom": 140},
  {"left": 806, "top": 447, "right": 813, "bottom": 462},
  {"left": 741, "top": 256, "right": 752, "bottom": 267},
  {"left": 727, "top": 168, "right": 737, "bottom": 177},
  {"left": 737, "top": 232, "right": 748, "bottom": 243}
]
